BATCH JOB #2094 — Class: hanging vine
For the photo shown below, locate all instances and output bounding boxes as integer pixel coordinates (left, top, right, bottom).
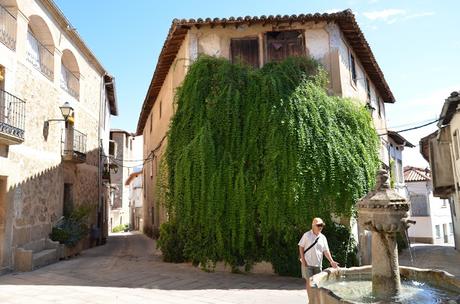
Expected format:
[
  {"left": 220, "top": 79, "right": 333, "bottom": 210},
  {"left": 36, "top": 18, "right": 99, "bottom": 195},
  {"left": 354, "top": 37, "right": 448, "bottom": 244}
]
[{"left": 157, "top": 56, "right": 380, "bottom": 275}]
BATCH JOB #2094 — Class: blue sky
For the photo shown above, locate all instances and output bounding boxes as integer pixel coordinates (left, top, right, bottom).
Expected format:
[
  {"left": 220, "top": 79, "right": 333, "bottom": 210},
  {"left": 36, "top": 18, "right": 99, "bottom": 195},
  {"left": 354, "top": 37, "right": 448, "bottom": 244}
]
[{"left": 54, "top": 0, "right": 460, "bottom": 167}]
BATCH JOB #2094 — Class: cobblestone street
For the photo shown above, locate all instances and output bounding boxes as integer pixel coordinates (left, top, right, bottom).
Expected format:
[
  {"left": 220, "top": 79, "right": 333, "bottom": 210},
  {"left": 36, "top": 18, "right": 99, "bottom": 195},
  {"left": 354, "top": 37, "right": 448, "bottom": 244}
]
[{"left": 0, "top": 232, "right": 306, "bottom": 304}]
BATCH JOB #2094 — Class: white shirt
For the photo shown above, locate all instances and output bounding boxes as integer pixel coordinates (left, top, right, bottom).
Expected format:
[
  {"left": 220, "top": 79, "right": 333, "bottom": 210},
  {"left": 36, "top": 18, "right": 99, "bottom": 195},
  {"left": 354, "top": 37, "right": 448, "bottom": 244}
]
[{"left": 298, "top": 230, "right": 329, "bottom": 267}]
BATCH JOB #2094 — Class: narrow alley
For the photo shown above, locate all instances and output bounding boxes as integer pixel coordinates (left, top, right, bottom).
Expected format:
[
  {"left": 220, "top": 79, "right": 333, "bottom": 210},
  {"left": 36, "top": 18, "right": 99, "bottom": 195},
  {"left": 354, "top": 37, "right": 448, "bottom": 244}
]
[{"left": 0, "top": 232, "right": 306, "bottom": 304}]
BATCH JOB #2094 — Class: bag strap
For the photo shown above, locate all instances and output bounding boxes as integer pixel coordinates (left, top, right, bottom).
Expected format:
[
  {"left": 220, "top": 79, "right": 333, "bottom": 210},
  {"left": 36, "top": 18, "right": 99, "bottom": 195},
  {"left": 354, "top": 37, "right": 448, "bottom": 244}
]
[{"left": 303, "top": 237, "right": 320, "bottom": 255}]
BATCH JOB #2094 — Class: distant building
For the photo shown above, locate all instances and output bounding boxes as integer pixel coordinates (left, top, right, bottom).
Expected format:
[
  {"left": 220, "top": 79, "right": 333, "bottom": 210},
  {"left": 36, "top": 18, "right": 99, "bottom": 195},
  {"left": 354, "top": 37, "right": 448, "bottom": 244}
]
[
  {"left": 387, "top": 131, "right": 415, "bottom": 197},
  {"left": 108, "top": 130, "right": 142, "bottom": 231},
  {"left": 126, "top": 169, "right": 143, "bottom": 231},
  {"left": 405, "top": 166, "right": 454, "bottom": 245},
  {"left": 0, "top": 0, "right": 117, "bottom": 272}
]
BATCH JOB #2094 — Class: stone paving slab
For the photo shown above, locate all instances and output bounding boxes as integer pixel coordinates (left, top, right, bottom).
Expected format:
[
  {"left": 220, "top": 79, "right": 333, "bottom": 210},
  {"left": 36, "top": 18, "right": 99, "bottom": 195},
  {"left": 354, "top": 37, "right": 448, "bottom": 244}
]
[{"left": 0, "top": 232, "right": 307, "bottom": 304}]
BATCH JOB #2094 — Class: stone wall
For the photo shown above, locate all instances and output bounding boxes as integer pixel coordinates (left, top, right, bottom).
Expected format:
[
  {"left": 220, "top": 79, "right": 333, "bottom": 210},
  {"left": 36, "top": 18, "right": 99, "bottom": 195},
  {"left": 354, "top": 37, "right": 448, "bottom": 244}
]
[{"left": 0, "top": 0, "right": 108, "bottom": 269}]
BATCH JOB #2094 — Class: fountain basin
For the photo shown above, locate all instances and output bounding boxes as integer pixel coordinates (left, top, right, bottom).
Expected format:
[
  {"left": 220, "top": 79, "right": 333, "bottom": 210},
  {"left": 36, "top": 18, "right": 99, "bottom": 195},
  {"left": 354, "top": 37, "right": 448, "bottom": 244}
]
[{"left": 310, "top": 266, "right": 460, "bottom": 304}]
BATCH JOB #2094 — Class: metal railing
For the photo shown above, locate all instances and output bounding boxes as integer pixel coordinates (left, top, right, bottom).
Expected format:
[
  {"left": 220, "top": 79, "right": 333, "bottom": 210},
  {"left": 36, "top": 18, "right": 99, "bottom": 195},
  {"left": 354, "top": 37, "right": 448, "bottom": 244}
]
[
  {"left": 72, "top": 128, "right": 86, "bottom": 154},
  {"left": 26, "top": 31, "right": 54, "bottom": 80},
  {"left": 60, "top": 64, "right": 79, "bottom": 100},
  {"left": 0, "top": 4, "right": 16, "bottom": 51},
  {"left": 0, "top": 89, "right": 25, "bottom": 140}
]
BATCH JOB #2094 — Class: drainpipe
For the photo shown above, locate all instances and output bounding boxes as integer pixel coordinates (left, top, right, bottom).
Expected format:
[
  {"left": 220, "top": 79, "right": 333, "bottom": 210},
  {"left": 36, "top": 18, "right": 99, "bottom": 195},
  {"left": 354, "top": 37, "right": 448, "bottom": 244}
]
[{"left": 97, "top": 73, "right": 105, "bottom": 246}]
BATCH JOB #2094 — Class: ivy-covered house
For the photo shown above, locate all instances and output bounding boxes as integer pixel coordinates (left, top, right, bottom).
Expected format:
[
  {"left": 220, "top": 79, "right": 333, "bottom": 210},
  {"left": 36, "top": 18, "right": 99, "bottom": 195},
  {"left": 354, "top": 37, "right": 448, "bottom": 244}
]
[
  {"left": 138, "top": 9, "right": 394, "bottom": 235},
  {"left": 136, "top": 10, "right": 396, "bottom": 270}
]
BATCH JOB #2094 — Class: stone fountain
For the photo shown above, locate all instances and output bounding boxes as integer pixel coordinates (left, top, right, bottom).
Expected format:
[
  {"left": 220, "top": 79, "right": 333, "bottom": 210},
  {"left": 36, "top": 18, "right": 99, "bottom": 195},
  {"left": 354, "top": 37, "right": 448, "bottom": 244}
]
[{"left": 309, "top": 169, "right": 460, "bottom": 304}]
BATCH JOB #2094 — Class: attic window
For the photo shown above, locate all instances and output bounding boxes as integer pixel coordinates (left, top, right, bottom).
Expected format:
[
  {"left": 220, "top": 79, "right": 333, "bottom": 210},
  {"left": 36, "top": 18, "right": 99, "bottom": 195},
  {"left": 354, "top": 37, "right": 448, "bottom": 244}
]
[
  {"left": 350, "top": 53, "right": 357, "bottom": 84},
  {"left": 265, "top": 30, "right": 305, "bottom": 62},
  {"left": 231, "top": 38, "right": 259, "bottom": 68}
]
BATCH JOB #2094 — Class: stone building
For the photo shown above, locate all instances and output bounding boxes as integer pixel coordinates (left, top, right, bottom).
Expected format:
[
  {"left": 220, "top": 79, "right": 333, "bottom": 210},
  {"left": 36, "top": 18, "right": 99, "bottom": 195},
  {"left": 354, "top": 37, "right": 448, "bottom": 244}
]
[
  {"left": 420, "top": 91, "right": 460, "bottom": 251},
  {"left": 404, "top": 166, "right": 454, "bottom": 245},
  {"left": 136, "top": 10, "right": 396, "bottom": 237},
  {"left": 387, "top": 131, "right": 414, "bottom": 196},
  {"left": 108, "top": 130, "right": 142, "bottom": 232},
  {"left": 125, "top": 169, "right": 143, "bottom": 232},
  {"left": 0, "top": 0, "right": 117, "bottom": 272}
]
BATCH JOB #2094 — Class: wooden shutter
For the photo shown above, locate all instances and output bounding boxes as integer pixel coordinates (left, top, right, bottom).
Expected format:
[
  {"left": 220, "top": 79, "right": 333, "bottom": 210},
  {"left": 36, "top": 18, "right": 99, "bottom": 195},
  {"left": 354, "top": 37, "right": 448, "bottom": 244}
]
[
  {"left": 266, "top": 30, "right": 305, "bottom": 62},
  {"left": 231, "top": 38, "right": 259, "bottom": 68}
]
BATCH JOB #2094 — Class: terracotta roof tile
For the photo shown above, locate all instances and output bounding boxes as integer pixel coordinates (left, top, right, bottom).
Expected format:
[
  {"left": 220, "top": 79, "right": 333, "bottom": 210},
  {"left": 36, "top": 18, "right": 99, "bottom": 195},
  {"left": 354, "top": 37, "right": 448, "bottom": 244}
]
[{"left": 404, "top": 166, "right": 430, "bottom": 182}]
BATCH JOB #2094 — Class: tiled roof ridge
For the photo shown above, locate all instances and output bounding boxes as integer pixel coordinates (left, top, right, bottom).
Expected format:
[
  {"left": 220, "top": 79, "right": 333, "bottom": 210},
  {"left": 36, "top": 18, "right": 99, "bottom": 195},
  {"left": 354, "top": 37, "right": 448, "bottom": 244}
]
[{"left": 170, "top": 9, "right": 354, "bottom": 25}]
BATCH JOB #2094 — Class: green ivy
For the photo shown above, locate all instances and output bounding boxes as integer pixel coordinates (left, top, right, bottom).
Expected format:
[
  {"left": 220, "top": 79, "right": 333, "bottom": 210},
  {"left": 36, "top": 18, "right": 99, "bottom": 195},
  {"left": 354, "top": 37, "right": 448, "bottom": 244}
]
[{"left": 157, "top": 56, "right": 379, "bottom": 275}]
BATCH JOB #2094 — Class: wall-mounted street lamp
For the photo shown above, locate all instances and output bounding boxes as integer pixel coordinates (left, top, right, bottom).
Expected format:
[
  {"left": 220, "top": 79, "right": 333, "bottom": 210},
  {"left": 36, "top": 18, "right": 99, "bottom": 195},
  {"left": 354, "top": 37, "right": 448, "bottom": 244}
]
[
  {"left": 43, "top": 102, "right": 74, "bottom": 140},
  {"left": 365, "top": 102, "right": 375, "bottom": 116}
]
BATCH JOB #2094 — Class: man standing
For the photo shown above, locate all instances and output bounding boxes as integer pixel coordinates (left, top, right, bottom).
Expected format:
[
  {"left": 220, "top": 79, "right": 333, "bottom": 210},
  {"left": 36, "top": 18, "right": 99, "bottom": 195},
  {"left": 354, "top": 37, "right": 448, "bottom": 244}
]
[{"left": 298, "top": 217, "right": 339, "bottom": 302}]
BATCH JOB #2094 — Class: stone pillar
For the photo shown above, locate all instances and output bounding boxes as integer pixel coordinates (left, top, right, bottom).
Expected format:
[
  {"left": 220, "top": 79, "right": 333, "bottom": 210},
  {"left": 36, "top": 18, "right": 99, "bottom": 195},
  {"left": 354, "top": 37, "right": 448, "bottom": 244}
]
[{"left": 371, "top": 231, "right": 401, "bottom": 298}]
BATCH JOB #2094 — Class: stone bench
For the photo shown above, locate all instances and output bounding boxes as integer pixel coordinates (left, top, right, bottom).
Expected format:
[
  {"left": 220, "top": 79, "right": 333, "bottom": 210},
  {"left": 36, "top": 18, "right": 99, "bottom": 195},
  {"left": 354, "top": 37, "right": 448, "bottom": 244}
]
[{"left": 14, "top": 238, "right": 60, "bottom": 272}]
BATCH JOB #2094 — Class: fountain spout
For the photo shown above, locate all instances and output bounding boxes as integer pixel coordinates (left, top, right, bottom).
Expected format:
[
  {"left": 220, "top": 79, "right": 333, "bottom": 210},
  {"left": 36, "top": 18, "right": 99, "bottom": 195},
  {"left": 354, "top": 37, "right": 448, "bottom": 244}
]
[{"left": 357, "top": 169, "right": 411, "bottom": 299}]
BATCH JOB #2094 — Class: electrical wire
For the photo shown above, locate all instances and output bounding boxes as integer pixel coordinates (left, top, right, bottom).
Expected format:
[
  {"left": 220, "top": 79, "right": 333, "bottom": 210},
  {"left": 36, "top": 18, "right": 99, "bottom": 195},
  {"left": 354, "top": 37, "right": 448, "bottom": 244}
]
[{"left": 378, "top": 115, "right": 445, "bottom": 137}]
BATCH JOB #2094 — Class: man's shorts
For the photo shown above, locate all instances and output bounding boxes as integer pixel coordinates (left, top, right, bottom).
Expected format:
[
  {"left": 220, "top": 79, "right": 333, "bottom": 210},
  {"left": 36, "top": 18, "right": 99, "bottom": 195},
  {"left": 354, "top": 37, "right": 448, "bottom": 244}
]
[{"left": 301, "top": 265, "right": 322, "bottom": 279}]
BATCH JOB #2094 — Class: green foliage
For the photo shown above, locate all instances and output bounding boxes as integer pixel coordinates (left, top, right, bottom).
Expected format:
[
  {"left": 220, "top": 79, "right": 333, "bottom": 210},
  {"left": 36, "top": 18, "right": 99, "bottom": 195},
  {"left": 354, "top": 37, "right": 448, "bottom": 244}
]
[
  {"left": 50, "top": 206, "right": 91, "bottom": 247},
  {"left": 112, "top": 224, "right": 128, "bottom": 233},
  {"left": 157, "top": 56, "right": 380, "bottom": 276},
  {"left": 157, "top": 222, "right": 186, "bottom": 263},
  {"left": 322, "top": 222, "right": 359, "bottom": 268}
]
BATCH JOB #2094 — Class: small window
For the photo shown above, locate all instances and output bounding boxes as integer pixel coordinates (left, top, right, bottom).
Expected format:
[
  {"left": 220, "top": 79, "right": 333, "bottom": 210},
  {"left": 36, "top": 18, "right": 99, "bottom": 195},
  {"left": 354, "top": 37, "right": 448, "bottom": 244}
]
[
  {"left": 266, "top": 30, "right": 305, "bottom": 63},
  {"left": 435, "top": 225, "right": 441, "bottom": 239},
  {"left": 450, "top": 223, "right": 454, "bottom": 235},
  {"left": 350, "top": 53, "right": 357, "bottom": 84},
  {"left": 365, "top": 78, "right": 371, "bottom": 101},
  {"left": 377, "top": 96, "right": 382, "bottom": 117},
  {"left": 442, "top": 199, "right": 447, "bottom": 208},
  {"left": 231, "top": 38, "right": 259, "bottom": 68},
  {"left": 125, "top": 136, "right": 129, "bottom": 149}
]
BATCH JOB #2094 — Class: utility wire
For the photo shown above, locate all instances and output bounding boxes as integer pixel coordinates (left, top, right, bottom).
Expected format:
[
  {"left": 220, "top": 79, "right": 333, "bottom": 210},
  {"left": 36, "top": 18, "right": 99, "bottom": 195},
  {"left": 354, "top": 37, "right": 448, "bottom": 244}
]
[{"left": 378, "top": 116, "right": 444, "bottom": 137}]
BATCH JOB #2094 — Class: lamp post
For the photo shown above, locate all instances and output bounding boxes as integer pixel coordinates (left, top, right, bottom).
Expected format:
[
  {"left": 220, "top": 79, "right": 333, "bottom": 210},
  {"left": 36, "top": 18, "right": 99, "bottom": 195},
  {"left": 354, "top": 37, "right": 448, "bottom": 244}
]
[
  {"left": 59, "top": 102, "right": 74, "bottom": 121},
  {"left": 43, "top": 102, "right": 74, "bottom": 139},
  {"left": 365, "top": 102, "right": 375, "bottom": 116}
]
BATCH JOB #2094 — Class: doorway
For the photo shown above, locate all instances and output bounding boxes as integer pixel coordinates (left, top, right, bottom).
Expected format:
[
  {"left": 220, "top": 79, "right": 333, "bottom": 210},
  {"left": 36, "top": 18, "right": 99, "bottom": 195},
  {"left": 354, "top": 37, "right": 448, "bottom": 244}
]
[{"left": 0, "top": 176, "right": 7, "bottom": 267}]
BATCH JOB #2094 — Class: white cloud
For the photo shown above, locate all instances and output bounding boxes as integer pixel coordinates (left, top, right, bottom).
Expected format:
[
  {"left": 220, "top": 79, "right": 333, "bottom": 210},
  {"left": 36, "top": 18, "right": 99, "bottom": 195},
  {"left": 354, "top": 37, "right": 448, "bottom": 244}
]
[
  {"left": 404, "top": 12, "right": 435, "bottom": 20},
  {"left": 363, "top": 9, "right": 434, "bottom": 24},
  {"left": 363, "top": 9, "right": 406, "bottom": 21}
]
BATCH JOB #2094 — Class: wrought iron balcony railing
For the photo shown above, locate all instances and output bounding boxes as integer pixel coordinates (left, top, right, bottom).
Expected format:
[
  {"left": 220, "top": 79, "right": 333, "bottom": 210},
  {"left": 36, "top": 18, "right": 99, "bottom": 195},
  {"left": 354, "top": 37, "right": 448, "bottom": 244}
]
[
  {"left": 26, "top": 31, "right": 54, "bottom": 80},
  {"left": 62, "top": 128, "right": 87, "bottom": 163},
  {"left": 60, "top": 65, "right": 79, "bottom": 100},
  {"left": 0, "top": 89, "right": 25, "bottom": 143},
  {"left": 0, "top": 4, "right": 16, "bottom": 51}
]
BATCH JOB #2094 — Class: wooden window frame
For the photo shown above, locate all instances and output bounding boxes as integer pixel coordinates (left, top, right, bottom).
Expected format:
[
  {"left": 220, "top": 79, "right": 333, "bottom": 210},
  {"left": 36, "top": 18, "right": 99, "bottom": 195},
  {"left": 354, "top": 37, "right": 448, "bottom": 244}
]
[
  {"left": 264, "top": 30, "right": 306, "bottom": 64},
  {"left": 230, "top": 37, "right": 260, "bottom": 68}
]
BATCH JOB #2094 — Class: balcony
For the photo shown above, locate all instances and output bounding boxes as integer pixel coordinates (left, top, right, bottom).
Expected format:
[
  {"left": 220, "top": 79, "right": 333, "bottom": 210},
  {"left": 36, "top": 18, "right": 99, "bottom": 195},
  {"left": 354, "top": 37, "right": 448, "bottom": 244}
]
[
  {"left": 0, "top": 4, "right": 16, "bottom": 51},
  {"left": 62, "top": 128, "right": 87, "bottom": 163},
  {"left": 0, "top": 89, "right": 25, "bottom": 145},
  {"left": 60, "top": 65, "right": 79, "bottom": 100},
  {"left": 26, "top": 31, "right": 54, "bottom": 81}
]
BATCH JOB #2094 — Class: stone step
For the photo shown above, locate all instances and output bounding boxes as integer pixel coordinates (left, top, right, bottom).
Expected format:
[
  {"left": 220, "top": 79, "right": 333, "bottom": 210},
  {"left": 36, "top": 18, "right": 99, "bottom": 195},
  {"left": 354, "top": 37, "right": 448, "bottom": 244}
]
[{"left": 32, "top": 248, "right": 58, "bottom": 270}]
